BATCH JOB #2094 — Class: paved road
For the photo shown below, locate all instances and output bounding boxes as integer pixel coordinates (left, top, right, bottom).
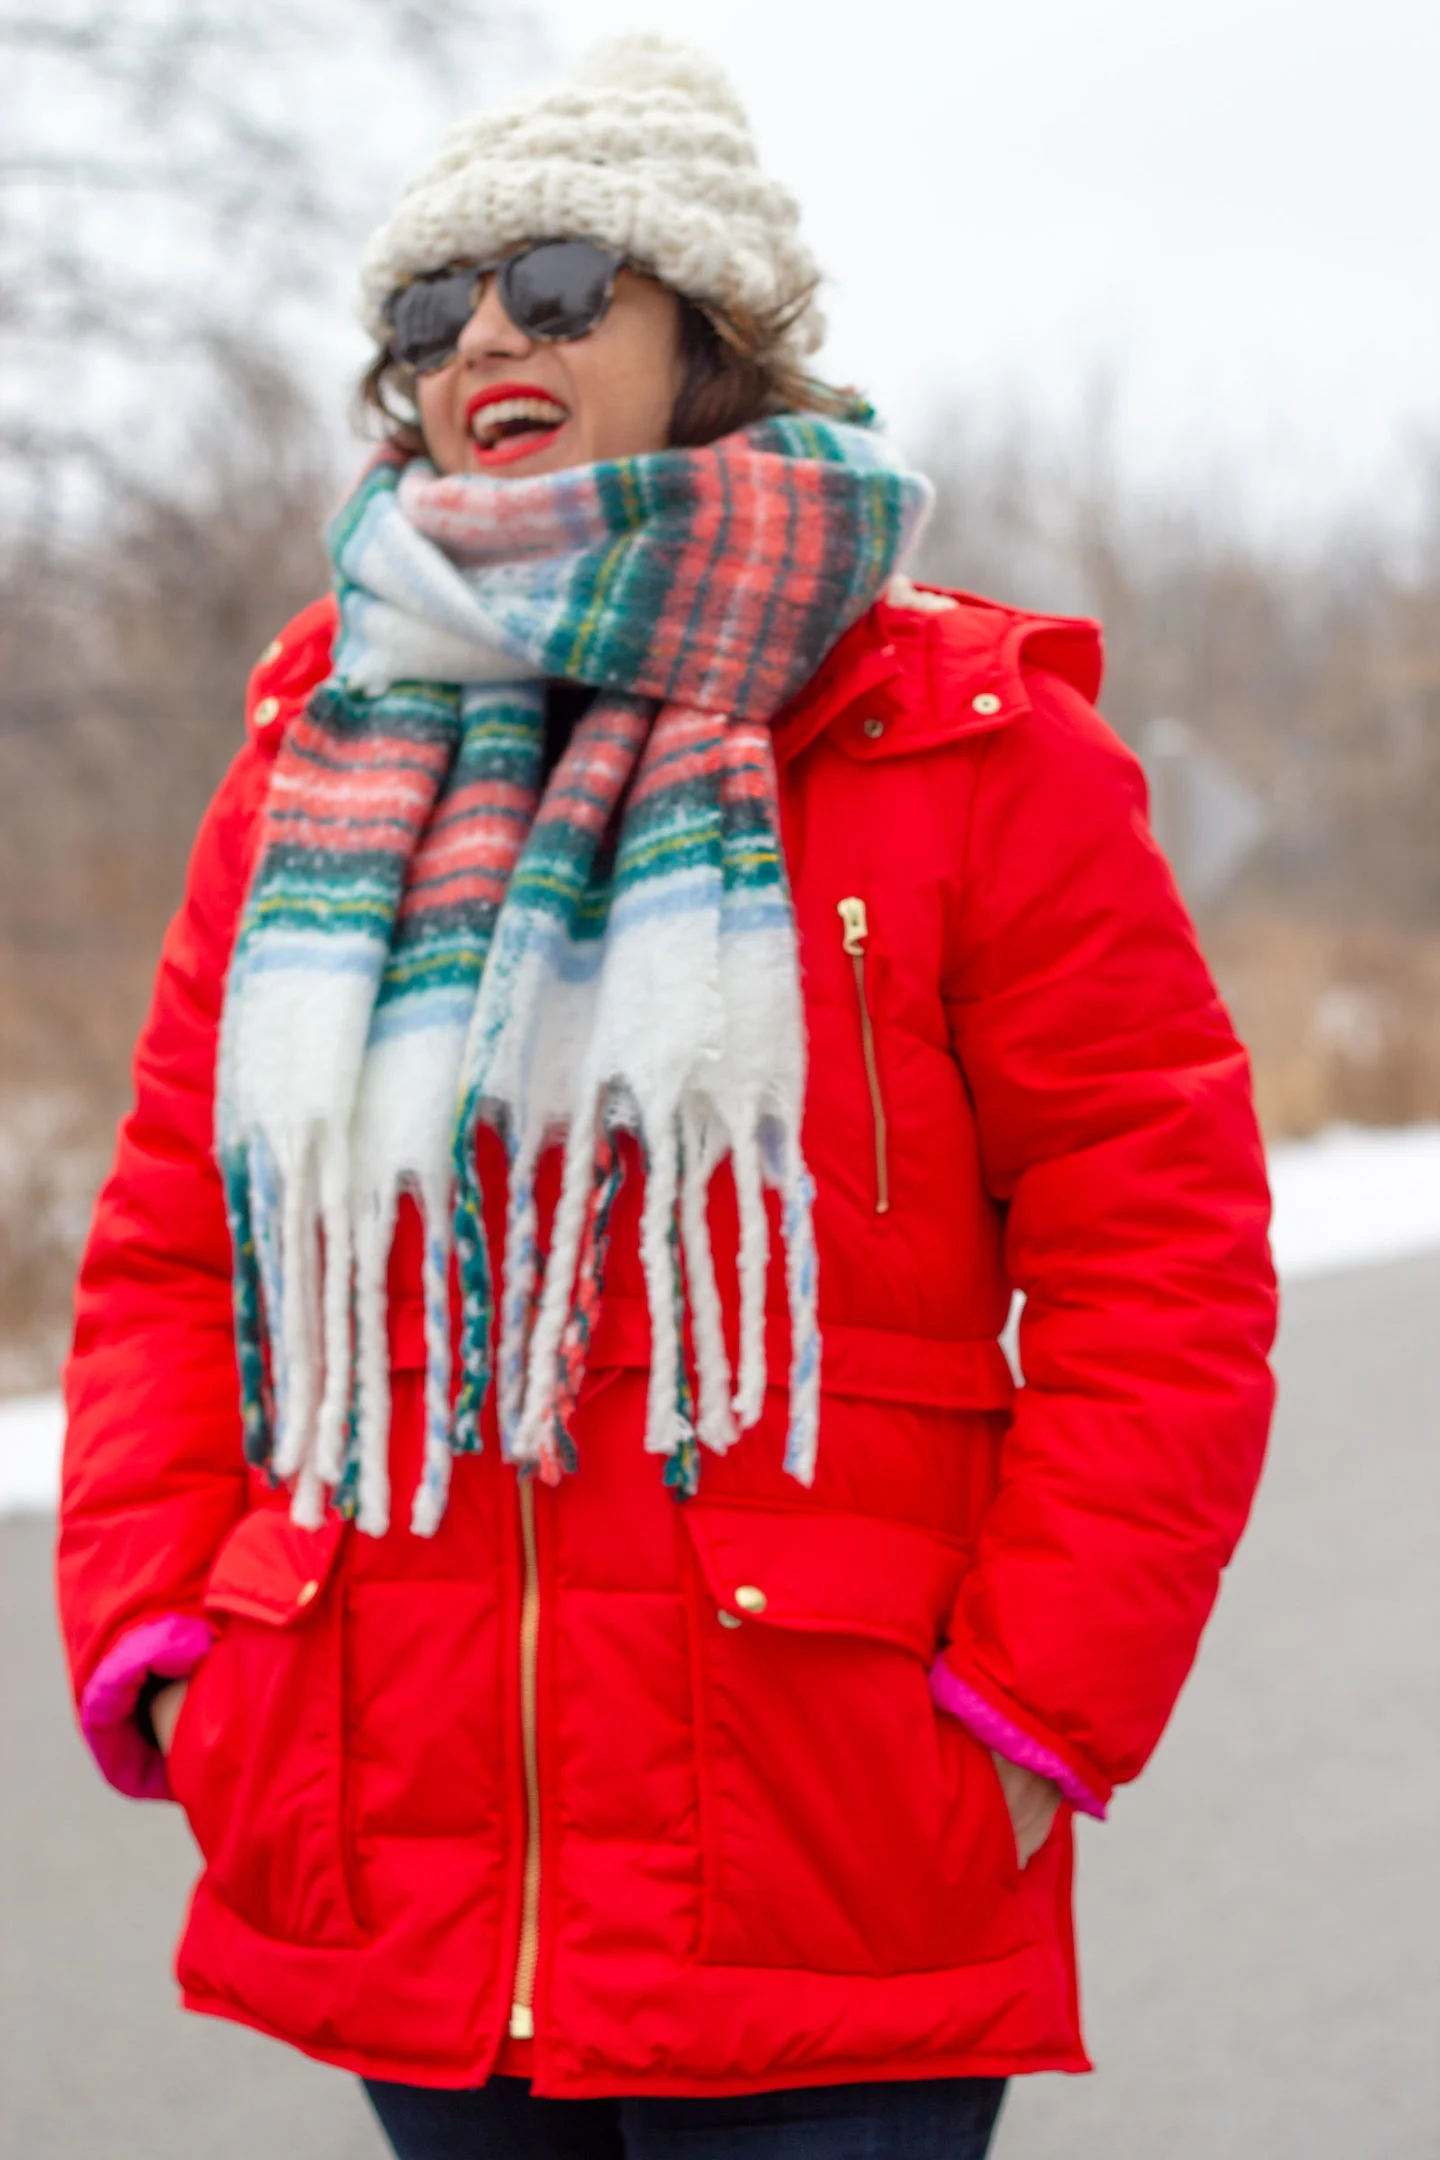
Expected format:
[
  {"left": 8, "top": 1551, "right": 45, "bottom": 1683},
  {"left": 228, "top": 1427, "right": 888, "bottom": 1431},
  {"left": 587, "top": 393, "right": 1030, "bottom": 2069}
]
[{"left": 3, "top": 1256, "right": 1436, "bottom": 2159}]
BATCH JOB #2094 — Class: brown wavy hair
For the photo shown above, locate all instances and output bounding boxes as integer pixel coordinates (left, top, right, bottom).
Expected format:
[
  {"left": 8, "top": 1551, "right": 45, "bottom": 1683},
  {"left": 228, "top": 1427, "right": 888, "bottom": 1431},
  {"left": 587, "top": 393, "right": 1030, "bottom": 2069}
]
[{"left": 357, "top": 282, "right": 860, "bottom": 455}]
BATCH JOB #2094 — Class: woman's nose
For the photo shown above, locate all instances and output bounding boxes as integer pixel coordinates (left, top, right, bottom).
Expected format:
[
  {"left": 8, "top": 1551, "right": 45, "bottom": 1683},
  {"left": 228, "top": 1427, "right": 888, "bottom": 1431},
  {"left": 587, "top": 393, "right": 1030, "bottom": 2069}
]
[{"left": 455, "top": 274, "right": 532, "bottom": 363}]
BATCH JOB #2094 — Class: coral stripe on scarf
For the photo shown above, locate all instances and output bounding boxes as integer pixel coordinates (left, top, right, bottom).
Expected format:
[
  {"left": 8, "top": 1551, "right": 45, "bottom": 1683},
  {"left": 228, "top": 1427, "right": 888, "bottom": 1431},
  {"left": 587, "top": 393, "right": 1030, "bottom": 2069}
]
[{"left": 217, "top": 416, "right": 931, "bottom": 1534}]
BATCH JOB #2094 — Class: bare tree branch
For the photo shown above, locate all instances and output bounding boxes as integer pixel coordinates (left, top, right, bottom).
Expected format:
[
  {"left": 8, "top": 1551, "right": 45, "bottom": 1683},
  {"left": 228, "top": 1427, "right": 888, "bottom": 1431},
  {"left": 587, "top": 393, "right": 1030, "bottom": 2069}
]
[{"left": 0, "top": 0, "right": 528, "bottom": 517}]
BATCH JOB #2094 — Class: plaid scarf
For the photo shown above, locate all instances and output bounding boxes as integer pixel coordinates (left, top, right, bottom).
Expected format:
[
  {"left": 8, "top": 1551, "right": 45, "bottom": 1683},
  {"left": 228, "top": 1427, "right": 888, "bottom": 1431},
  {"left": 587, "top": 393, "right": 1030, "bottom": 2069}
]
[{"left": 218, "top": 417, "right": 931, "bottom": 1535}]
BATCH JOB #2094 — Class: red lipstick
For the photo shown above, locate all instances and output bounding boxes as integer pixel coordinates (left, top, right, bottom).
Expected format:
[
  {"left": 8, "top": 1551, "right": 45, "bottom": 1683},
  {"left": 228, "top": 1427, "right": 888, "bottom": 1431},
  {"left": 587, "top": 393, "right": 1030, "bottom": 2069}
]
[{"left": 465, "top": 381, "right": 570, "bottom": 468}]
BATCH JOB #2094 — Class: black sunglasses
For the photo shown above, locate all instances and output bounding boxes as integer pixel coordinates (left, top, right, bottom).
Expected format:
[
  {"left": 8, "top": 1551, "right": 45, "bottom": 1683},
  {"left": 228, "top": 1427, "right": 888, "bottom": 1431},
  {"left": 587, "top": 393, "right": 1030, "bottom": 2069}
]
[{"left": 384, "top": 238, "right": 627, "bottom": 375}]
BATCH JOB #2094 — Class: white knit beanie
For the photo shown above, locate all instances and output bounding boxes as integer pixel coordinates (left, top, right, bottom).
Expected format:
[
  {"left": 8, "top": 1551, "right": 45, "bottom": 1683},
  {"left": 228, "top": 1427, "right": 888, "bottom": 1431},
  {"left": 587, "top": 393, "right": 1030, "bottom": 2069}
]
[{"left": 358, "top": 35, "right": 824, "bottom": 363}]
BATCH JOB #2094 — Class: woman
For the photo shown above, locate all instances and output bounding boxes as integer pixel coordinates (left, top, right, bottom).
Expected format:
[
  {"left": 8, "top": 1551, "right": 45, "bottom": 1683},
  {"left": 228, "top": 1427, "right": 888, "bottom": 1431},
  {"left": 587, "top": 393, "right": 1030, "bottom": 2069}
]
[{"left": 58, "top": 37, "right": 1277, "bottom": 2160}]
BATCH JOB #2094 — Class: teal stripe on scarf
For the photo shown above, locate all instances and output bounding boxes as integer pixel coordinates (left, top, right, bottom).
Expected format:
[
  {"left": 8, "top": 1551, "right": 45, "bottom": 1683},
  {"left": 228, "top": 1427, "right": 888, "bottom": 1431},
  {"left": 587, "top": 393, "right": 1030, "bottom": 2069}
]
[{"left": 217, "top": 415, "right": 931, "bottom": 1534}]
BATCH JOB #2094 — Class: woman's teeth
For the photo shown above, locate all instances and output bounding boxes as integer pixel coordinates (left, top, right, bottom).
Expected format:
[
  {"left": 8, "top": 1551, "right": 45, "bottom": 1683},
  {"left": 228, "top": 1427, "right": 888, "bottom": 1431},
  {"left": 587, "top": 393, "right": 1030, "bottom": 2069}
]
[{"left": 471, "top": 396, "right": 568, "bottom": 449}]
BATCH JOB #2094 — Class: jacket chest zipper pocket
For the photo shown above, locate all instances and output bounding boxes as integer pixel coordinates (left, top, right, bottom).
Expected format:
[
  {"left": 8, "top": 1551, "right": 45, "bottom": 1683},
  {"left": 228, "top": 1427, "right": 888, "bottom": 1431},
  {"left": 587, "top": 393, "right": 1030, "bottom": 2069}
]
[{"left": 837, "top": 897, "right": 890, "bottom": 1216}]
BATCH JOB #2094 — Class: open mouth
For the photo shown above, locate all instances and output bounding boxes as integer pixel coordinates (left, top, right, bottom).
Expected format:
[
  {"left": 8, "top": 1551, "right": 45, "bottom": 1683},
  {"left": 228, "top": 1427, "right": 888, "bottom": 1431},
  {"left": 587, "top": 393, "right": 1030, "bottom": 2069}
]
[{"left": 466, "top": 384, "right": 570, "bottom": 467}]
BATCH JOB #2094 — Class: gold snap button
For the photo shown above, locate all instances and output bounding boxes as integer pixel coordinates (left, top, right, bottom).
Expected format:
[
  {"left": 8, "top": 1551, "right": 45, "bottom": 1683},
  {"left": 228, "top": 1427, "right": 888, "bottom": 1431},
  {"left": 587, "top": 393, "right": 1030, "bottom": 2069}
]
[
  {"left": 718, "top": 1610, "right": 744, "bottom": 1630},
  {"left": 260, "top": 638, "right": 283, "bottom": 665},
  {"left": 296, "top": 1579, "right": 320, "bottom": 1608},
  {"left": 972, "top": 692, "right": 1002, "bottom": 715},
  {"left": 254, "top": 695, "right": 282, "bottom": 728},
  {"left": 861, "top": 716, "right": 886, "bottom": 740},
  {"left": 734, "top": 1584, "right": 767, "bottom": 1615}
]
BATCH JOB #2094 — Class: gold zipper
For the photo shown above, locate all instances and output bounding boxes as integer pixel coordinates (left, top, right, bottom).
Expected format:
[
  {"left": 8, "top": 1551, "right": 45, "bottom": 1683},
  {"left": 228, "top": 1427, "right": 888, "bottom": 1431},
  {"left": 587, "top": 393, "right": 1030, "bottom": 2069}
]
[
  {"left": 508, "top": 1473, "right": 542, "bottom": 2040},
  {"left": 837, "top": 897, "right": 890, "bottom": 1216}
]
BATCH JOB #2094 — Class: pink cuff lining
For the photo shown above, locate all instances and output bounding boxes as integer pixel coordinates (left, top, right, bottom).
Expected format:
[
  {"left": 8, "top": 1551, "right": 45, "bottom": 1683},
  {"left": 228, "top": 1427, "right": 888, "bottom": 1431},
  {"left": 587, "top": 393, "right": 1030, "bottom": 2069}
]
[
  {"left": 929, "top": 1658, "right": 1108, "bottom": 1820},
  {"left": 79, "top": 1614, "right": 215, "bottom": 1801}
]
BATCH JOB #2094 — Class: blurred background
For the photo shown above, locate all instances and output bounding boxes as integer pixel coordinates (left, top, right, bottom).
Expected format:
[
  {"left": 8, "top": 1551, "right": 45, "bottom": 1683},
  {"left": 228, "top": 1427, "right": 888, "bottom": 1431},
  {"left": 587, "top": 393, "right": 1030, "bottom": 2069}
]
[{"left": 2, "top": 4, "right": 1437, "bottom": 2157}]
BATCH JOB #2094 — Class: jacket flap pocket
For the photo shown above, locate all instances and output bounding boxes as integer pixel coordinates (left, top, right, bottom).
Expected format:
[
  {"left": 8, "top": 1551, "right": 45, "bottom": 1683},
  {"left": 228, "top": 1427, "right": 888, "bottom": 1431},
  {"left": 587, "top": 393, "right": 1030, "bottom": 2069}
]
[
  {"left": 203, "top": 1507, "right": 345, "bottom": 1627},
  {"left": 681, "top": 1502, "right": 966, "bottom": 1663}
]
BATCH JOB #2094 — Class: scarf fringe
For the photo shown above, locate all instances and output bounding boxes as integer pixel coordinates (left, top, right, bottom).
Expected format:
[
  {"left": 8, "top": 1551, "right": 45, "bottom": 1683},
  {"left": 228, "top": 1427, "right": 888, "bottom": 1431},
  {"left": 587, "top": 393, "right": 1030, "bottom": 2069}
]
[
  {"left": 779, "top": 1136, "right": 821, "bottom": 1487},
  {"left": 498, "top": 1140, "right": 545, "bottom": 1461},
  {"left": 353, "top": 1188, "right": 396, "bottom": 1537},
  {"left": 512, "top": 1101, "right": 607, "bottom": 1481},
  {"left": 225, "top": 1013, "right": 820, "bottom": 1533},
  {"left": 551, "top": 1119, "right": 624, "bottom": 1465},
  {"left": 680, "top": 1102, "right": 737, "bottom": 1456},
  {"left": 639, "top": 1111, "right": 685, "bottom": 1460},
  {"left": 219, "top": 418, "right": 931, "bottom": 1536},
  {"left": 222, "top": 981, "right": 818, "bottom": 1535},
  {"left": 450, "top": 1097, "right": 495, "bottom": 1460},
  {"left": 411, "top": 1176, "right": 456, "bottom": 1536},
  {"left": 270, "top": 1141, "right": 314, "bottom": 1484},
  {"left": 730, "top": 1113, "right": 770, "bottom": 1432}
]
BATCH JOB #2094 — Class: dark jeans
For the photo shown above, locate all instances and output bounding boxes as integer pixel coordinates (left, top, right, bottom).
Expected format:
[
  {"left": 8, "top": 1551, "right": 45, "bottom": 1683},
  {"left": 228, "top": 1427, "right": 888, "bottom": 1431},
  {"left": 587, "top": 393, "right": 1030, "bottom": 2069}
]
[{"left": 363, "top": 2074, "right": 1007, "bottom": 2159}]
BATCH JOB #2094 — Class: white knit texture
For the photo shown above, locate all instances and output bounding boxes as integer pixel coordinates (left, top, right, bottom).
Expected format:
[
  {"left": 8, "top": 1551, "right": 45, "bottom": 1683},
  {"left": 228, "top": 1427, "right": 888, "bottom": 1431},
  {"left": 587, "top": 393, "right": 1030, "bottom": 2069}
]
[{"left": 358, "top": 35, "right": 824, "bottom": 362}]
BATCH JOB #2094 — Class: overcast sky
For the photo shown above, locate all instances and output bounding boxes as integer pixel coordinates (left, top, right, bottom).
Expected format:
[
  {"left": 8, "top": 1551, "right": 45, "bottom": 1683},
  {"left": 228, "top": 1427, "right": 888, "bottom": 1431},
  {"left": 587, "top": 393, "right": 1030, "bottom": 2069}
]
[{"left": 528, "top": 0, "right": 1437, "bottom": 535}]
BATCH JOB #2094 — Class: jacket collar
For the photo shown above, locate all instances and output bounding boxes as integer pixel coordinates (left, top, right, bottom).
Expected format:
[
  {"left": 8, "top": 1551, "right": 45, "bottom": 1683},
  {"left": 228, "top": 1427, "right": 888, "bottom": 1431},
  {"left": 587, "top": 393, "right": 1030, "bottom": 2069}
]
[{"left": 771, "top": 586, "right": 1103, "bottom": 770}]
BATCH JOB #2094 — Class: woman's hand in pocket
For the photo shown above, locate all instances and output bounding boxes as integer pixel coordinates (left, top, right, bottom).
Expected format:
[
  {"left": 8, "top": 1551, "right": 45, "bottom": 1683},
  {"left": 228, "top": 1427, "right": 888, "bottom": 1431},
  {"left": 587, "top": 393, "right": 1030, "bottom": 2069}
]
[
  {"left": 991, "top": 1752, "right": 1060, "bottom": 1866},
  {"left": 151, "top": 1679, "right": 190, "bottom": 1757}
]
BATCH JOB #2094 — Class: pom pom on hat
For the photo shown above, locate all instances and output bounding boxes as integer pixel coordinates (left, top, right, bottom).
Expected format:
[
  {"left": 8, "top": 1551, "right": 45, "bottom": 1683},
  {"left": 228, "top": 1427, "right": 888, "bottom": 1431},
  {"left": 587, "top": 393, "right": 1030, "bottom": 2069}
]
[
  {"left": 573, "top": 31, "right": 749, "bottom": 115},
  {"left": 358, "top": 34, "right": 824, "bottom": 361}
]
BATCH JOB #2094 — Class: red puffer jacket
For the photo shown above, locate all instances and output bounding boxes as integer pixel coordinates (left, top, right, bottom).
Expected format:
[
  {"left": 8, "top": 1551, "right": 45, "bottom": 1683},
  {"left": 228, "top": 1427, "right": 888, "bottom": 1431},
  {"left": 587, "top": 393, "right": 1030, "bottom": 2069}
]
[{"left": 59, "top": 585, "right": 1276, "bottom": 2095}]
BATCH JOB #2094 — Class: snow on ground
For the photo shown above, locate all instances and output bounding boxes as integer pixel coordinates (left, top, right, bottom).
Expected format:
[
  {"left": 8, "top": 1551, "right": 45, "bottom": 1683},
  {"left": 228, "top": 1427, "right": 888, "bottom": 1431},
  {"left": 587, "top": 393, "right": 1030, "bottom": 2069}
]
[
  {"left": 1266, "top": 1122, "right": 1440, "bottom": 1280},
  {"left": 4, "top": 1124, "right": 1438, "bottom": 1517},
  {"left": 3, "top": 1392, "right": 67, "bottom": 1518}
]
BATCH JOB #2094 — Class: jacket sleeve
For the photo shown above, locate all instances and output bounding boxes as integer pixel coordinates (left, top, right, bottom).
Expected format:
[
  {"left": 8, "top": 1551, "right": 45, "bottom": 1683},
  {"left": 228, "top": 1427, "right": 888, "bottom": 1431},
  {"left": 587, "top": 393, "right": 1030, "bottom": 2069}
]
[
  {"left": 933, "top": 668, "right": 1277, "bottom": 1815},
  {"left": 58, "top": 742, "right": 272, "bottom": 1798}
]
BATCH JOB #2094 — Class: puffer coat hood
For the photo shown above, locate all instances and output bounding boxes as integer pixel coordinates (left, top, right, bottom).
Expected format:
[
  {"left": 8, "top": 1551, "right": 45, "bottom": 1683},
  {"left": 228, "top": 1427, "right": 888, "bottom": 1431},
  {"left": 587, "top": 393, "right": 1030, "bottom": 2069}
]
[{"left": 58, "top": 582, "right": 1276, "bottom": 2094}]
